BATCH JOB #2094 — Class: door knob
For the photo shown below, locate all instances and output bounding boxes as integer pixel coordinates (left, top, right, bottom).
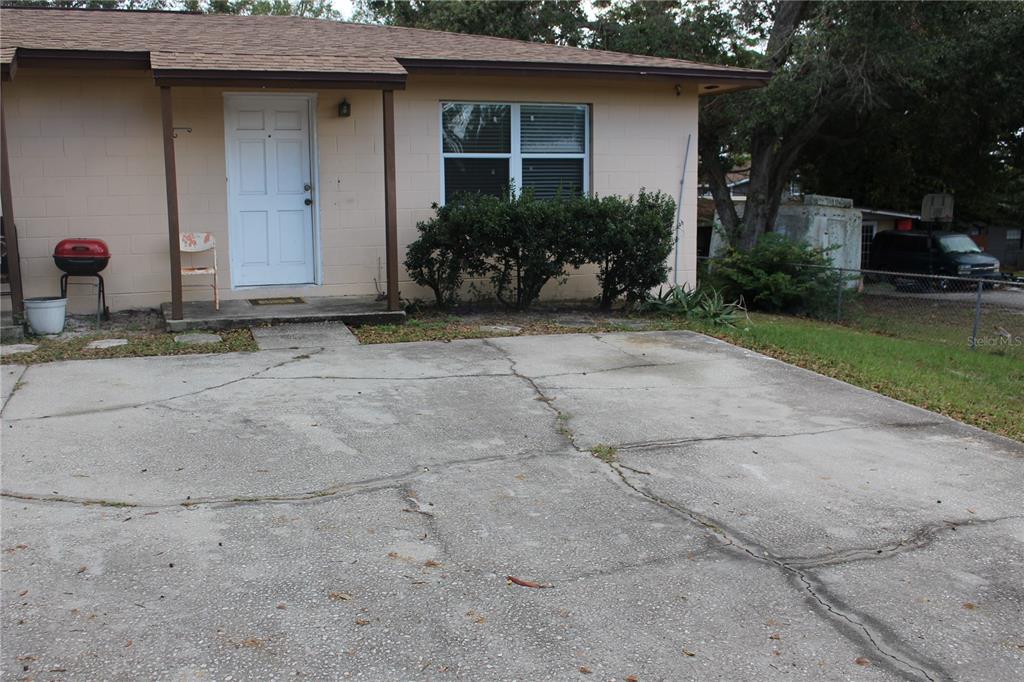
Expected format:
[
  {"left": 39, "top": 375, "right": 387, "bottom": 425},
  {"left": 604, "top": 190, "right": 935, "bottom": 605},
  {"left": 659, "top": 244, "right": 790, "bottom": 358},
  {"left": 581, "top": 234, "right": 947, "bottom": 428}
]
[{"left": 304, "top": 198, "right": 312, "bottom": 206}]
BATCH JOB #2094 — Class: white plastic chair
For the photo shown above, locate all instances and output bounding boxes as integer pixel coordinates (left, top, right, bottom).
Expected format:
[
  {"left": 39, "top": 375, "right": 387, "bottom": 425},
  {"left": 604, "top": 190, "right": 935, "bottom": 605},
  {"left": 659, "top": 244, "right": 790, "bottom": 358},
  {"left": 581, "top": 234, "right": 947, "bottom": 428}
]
[{"left": 179, "top": 232, "right": 219, "bottom": 310}]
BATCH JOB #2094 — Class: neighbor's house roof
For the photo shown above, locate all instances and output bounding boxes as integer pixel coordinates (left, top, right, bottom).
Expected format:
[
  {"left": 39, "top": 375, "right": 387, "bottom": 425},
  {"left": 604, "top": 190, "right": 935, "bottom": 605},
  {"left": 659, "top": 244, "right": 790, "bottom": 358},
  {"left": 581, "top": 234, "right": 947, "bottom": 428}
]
[
  {"left": 0, "top": 7, "right": 770, "bottom": 90},
  {"left": 860, "top": 208, "right": 921, "bottom": 221}
]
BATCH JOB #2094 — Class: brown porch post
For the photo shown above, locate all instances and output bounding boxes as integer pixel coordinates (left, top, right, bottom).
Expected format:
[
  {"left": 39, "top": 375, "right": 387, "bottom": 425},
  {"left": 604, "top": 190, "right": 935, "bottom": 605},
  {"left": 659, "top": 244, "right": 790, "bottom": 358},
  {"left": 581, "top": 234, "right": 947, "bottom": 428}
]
[
  {"left": 0, "top": 93, "right": 25, "bottom": 319},
  {"left": 382, "top": 89, "right": 400, "bottom": 311},
  {"left": 159, "top": 86, "right": 183, "bottom": 320}
]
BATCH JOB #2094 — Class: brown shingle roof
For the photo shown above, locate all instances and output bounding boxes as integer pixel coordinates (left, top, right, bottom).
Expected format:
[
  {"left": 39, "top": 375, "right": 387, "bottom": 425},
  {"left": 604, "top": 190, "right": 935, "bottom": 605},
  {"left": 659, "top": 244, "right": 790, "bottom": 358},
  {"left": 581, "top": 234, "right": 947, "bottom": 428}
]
[{"left": 0, "top": 8, "right": 768, "bottom": 85}]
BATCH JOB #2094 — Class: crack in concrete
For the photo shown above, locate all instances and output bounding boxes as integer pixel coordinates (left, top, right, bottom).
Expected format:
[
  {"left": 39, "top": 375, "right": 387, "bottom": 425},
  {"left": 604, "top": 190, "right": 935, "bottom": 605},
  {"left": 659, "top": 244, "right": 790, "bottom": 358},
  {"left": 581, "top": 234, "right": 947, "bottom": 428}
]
[
  {"left": 611, "top": 466, "right": 948, "bottom": 682},
  {"left": 2, "top": 349, "right": 327, "bottom": 422},
  {"left": 613, "top": 420, "right": 945, "bottom": 452},
  {"left": 248, "top": 372, "right": 514, "bottom": 382},
  {"left": 1, "top": 364, "right": 29, "bottom": 416},
  {"left": 483, "top": 336, "right": 946, "bottom": 682},
  {"left": 530, "top": 361, "right": 674, "bottom": 379},
  {"left": 777, "top": 515, "right": 1024, "bottom": 569},
  {"left": 0, "top": 450, "right": 562, "bottom": 511},
  {"left": 482, "top": 339, "right": 581, "bottom": 451}
]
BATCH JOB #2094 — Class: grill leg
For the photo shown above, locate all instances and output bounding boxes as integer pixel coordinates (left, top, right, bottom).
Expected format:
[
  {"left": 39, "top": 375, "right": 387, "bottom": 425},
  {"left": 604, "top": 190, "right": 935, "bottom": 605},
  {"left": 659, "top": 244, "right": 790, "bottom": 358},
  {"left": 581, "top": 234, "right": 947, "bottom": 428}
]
[
  {"left": 60, "top": 274, "right": 69, "bottom": 299},
  {"left": 97, "top": 274, "right": 109, "bottom": 321}
]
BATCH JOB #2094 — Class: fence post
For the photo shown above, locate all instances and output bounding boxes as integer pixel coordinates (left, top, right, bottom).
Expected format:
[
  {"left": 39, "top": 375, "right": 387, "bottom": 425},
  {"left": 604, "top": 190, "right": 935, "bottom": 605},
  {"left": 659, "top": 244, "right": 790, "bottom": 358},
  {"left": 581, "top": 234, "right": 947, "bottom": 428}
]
[
  {"left": 970, "top": 279, "right": 983, "bottom": 350},
  {"left": 836, "top": 269, "right": 844, "bottom": 322}
]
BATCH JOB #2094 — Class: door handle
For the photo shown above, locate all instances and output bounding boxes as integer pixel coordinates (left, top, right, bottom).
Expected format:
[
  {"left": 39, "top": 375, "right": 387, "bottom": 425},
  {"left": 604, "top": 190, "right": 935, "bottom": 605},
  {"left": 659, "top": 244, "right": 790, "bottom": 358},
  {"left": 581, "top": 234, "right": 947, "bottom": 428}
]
[{"left": 304, "top": 198, "right": 312, "bottom": 206}]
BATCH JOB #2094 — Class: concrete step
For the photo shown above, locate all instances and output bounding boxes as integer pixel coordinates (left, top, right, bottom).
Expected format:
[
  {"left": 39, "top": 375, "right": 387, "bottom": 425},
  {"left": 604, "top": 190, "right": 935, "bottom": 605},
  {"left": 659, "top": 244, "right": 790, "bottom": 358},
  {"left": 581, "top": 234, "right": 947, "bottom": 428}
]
[
  {"left": 160, "top": 296, "right": 405, "bottom": 332},
  {"left": 1, "top": 309, "right": 25, "bottom": 343}
]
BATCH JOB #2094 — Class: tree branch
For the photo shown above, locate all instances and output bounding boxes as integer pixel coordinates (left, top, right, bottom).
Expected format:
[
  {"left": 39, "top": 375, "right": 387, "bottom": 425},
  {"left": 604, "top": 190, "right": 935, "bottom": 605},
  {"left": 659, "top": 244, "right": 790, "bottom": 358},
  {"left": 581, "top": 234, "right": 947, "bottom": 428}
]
[{"left": 764, "top": 0, "right": 810, "bottom": 71}]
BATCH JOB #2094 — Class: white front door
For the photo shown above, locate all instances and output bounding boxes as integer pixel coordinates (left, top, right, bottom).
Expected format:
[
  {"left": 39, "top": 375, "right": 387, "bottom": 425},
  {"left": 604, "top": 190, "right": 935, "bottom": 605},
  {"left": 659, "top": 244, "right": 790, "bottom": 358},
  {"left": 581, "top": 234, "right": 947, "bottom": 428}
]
[{"left": 224, "top": 95, "right": 317, "bottom": 287}]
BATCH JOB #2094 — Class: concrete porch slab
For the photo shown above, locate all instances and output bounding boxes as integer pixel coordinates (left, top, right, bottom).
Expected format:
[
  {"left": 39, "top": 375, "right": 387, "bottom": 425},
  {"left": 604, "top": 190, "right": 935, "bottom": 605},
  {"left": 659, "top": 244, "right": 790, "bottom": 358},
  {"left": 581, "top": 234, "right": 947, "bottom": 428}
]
[{"left": 160, "top": 295, "right": 405, "bottom": 332}]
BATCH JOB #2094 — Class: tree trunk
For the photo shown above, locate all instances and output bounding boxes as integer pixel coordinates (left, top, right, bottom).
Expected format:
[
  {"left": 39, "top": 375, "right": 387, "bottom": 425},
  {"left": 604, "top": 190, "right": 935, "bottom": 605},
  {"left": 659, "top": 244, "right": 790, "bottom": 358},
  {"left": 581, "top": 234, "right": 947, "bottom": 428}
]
[
  {"left": 738, "top": 133, "right": 780, "bottom": 250},
  {"left": 698, "top": 131, "right": 741, "bottom": 248},
  {"left": 701, "top": 0, "right": 812, "bottom": 252},
  {"left": 738, "top": 109, "right": 832, "bottom": 249}
]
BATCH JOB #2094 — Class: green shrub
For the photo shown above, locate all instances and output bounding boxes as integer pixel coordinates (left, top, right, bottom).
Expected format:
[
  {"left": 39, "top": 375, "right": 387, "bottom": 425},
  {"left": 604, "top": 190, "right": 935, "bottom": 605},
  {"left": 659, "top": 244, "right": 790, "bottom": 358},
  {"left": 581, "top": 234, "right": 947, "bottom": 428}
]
[
  {"left": 403, "top": 201, "right": 488, "bottom": 309},
  {"left": 582, "top": 191, "right": 675, "bottom": 309},
  {"left": 479, "top": 188, "right": 585, "bottom": 309},
  {"left": 403, "top": 187, "right": 676, "bottom": 310},
  {"left": 707, "top": 234, "right": 843, "bottom": 317}
]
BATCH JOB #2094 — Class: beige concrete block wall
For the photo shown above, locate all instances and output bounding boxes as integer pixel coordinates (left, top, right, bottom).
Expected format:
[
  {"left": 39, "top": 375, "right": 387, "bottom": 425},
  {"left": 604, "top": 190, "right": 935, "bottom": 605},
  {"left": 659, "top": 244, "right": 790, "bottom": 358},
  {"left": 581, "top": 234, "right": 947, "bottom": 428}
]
[
  {"left": 4, "top": 69, "right": 698, "bottom": 312},
  {"left": 4, "top": 69, "right": 168, "bottom": 313},
  {"left": 396, "top": 75, "right": 700, "bottom": 302}
]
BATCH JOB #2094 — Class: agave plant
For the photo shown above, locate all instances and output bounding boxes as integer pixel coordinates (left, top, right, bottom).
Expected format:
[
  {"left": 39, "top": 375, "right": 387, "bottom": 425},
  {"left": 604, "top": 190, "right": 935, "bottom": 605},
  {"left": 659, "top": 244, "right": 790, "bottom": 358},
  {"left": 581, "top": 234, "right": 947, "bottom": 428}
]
[{"left": 638, "top": 285, "right": 744, "bottom": 328}]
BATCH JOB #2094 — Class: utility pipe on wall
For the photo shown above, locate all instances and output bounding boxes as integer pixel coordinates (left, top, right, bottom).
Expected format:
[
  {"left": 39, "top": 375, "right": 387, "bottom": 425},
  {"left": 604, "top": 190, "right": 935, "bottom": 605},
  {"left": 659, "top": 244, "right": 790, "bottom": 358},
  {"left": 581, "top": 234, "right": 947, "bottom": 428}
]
[{"left": 672, "top": 133, "right": 692, "bottom": 288}]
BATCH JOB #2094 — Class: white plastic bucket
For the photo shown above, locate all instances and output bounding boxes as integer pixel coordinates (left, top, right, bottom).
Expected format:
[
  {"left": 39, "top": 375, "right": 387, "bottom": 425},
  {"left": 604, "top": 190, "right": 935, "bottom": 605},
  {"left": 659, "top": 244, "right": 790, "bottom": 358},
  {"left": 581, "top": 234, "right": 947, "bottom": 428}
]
[{"left": 24, "top": 296, "right": 67, "bottom": 335}]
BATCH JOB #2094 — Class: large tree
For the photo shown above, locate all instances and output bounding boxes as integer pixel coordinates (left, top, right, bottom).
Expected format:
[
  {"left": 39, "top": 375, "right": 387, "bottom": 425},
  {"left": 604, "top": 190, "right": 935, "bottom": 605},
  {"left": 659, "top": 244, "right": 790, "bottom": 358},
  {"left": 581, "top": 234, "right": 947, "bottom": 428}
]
[
  {"left": 798, "top": 2, "right": 1024, "bottom": 224},
  {"left": 356, "top": 0, "right": 589, "bottom": 45},
  {"left": 593, "top": 0, "right": 1024, "bottom": 248}
]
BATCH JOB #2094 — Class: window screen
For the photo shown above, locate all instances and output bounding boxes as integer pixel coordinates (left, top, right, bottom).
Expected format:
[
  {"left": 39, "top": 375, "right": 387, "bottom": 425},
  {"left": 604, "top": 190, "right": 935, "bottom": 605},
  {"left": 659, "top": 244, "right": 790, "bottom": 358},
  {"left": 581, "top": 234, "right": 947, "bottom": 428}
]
[
  {"left": 522, "top": 158, "right": 584, "bottom": 199},
  {"left": 442, "top": 103, "right": 511, "bottom": 154},
  {"left": 441, "top": 102, "right": 589, "bottom": 203},
  {"left": 520, "top": 105, "right": 586, "bottom": 154},
  {"left": 443, "top": 158, "right": 510, "bottom": 203}
]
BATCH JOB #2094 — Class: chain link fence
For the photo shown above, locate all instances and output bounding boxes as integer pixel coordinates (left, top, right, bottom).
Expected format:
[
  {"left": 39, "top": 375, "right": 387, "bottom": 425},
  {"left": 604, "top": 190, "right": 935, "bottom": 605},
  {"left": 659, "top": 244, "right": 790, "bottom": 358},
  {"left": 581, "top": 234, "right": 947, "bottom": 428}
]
[{"left": 698, "top": 257, "right": 1024, "bottom": 355}]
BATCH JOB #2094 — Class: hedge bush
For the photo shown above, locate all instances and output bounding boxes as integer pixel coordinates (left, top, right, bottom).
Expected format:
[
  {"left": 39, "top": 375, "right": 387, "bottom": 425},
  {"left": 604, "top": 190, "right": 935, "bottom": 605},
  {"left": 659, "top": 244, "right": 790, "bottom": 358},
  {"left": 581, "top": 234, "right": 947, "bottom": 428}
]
[
  {"left": 582, "top": 192, "right": 675, "bottom": 309},
  {"left": 403, "top": 200, "right": 486, "bottom": 308},
  {"left": 404, "top": 188, "right": 676, "bottom": 309},
  {"left": 705, "top": 233, "right": 843, "bottom": 317},
  {"left": 480, "top": 189, "right": 586, "bottom": 309}
]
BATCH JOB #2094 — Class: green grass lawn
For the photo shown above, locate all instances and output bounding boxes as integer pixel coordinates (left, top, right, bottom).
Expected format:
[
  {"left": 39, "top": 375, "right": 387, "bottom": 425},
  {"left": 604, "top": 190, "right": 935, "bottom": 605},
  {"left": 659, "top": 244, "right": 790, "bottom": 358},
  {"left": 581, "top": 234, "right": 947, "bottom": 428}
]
[{"left": 845, "top": 293, "right": 1024, "bottom": 354}]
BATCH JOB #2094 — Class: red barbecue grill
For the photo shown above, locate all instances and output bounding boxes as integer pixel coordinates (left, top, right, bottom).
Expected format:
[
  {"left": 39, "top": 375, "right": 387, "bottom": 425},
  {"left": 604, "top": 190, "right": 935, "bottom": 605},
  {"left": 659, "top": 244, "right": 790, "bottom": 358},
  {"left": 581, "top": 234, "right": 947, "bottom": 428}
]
[{"left": 53, "top": 238, "right": 110, "bottom": 321}]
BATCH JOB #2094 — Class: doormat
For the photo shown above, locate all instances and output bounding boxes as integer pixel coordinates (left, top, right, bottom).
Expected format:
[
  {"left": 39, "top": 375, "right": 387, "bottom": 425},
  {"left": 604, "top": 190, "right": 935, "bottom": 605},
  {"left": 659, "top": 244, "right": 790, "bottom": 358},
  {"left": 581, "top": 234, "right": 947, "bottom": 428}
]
[{"left": 249, "top": 297, "right": 306, "bottom": 306}]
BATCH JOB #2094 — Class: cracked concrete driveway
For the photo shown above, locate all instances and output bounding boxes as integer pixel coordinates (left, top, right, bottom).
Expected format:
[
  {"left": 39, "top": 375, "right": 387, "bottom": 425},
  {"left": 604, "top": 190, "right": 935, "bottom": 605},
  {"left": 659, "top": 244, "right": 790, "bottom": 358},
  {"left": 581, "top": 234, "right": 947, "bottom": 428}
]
[{"left": 2, "top": 330, "right": 1022, "bottom": 681}]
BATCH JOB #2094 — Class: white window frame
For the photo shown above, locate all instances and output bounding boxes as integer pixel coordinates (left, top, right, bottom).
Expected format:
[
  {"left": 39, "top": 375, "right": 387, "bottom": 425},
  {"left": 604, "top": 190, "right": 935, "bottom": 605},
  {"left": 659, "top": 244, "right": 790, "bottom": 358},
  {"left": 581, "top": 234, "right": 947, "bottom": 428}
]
[{"left": 439, "top": 101, "right": 591, "bottom": 204}]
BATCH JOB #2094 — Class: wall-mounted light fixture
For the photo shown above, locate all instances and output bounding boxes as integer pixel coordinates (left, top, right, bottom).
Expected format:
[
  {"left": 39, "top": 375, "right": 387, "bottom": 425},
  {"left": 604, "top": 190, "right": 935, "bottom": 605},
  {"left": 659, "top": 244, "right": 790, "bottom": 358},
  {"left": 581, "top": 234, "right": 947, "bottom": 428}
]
[{"left": 339, "top": 99, "right": 351, "bottom": 118}]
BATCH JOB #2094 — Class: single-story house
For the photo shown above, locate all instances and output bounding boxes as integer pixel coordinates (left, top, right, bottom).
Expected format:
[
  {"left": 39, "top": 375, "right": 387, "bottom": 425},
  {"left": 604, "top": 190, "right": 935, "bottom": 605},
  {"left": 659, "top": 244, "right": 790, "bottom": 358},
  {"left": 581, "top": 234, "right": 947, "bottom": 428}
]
[{"left": 0, "top": 7, "right": 768, "bottom": 319}]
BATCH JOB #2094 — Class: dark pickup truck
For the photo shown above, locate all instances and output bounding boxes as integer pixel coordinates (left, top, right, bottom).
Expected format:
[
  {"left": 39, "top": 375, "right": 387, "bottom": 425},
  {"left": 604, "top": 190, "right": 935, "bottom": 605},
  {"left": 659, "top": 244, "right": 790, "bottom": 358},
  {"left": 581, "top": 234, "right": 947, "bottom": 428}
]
[{"left": 868, "top": 230, "right": 1001, "bottom": 287}]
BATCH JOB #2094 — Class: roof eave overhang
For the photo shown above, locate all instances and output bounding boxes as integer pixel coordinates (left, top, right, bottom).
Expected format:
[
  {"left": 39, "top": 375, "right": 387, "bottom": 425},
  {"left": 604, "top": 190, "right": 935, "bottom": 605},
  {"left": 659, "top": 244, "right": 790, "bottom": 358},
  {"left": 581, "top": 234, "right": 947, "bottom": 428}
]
[
  {"left": 152, "top": 69, "right": 407, "bottom": 90},
  {"left": 398, "top": 57, "right": 770, "bottom": 91},
  {"left": 0, "top": 48, "right": 407, "bottom": 89},
  {"left": 12, "top": 48, "right": 151, "bottom": 70}
]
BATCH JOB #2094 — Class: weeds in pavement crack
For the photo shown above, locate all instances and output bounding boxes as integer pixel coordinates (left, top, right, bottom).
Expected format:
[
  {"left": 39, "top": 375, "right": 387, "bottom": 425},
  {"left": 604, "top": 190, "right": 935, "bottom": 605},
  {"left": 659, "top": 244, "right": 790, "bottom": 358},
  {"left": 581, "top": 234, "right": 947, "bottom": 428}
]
[{"left": 590, "top": 444, "right": 617, "bottom": 463}]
